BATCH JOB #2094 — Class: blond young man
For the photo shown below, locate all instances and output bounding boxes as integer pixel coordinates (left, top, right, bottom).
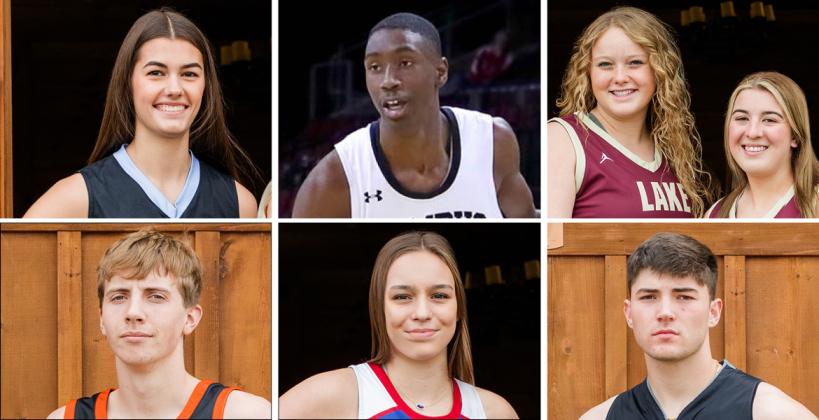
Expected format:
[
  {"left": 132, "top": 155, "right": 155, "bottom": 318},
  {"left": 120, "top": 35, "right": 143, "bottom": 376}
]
[
  {"left": 581, "top": 233, "right": 816, "bottom": 420},
  {"left": 48, "top": 230, "right": 270, "bottom": 419}
]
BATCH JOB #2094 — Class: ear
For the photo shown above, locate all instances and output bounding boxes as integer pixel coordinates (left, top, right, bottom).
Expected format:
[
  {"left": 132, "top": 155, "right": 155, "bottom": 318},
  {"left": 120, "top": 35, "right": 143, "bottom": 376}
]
[
  {"left": 183, "top": 304, "right": 203, "bottom": 336},
  {"left": 99, "top": 307, "right": 107, "bottom": 337},
  {"left": 708, "top": 298, "right": 723, "bottom": 328},
  {"left": 623, "top": 298, "right": 633, "bottom": 329},
  {"left": 435, "top": 57, "right": 449, "bottom": 88},
  {"left": 791, "top": 137, "right": 799, "bottom": 149}
]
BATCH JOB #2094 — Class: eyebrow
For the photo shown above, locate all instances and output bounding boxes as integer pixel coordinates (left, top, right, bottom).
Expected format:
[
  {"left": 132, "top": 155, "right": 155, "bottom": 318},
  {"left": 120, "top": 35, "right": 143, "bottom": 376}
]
[
  {"left": 365, "top": 45, "right": 422, "bottom": 60},
  {"left": 105, "top": 286, "right": 172, "bottom": 296},
  {"left": 731, "top": 109, "right": 783, "bottom": 118},
  {"left": 142, "top": 61, "right": 203, "bottom": 70},
  {"left": 636, "top": 287, "right": 699, "bottom": 294},
  {"left": 388, "top": 284, "right": 455, "bottom": 291}
]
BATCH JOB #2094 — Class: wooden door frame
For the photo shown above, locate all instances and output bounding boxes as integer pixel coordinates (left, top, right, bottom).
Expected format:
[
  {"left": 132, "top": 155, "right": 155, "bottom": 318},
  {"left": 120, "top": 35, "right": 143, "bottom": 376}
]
[{"left": 0, "top": 0, "right": 11, "bottom": 218}]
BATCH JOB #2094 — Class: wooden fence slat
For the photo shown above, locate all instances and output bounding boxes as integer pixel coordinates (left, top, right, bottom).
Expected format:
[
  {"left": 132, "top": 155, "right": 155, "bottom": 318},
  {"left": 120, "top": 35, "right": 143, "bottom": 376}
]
[
  {"left": 194, "top": 231, "right": 221, "bottom": 381},
  {"left": 723, "top": 256, "right": 747, "bottom": 371},
  {"left": 604, "top": 256, "right": 627, "bottom": 399},
  {"left": 57, "top": 231, "right": 83, "bottom": 406}
]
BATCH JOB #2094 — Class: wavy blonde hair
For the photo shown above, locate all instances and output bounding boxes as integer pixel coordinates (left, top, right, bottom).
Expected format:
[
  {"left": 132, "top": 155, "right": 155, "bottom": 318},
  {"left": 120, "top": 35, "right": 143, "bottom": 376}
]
[
  {"left": 718, "top": 72, "right": 819, "bottom": 218},
  {"left": 556, "top": 6, "right": 715, "bottom": 216}
]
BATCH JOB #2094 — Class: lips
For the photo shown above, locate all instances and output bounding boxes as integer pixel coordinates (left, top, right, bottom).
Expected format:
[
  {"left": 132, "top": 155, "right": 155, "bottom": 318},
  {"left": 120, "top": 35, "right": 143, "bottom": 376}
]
[
  {"left": 154, "top": 103, "right": 189, "bottom": 114},
  {"left": 652, "top": 329, "right": 678, "bottom": 336},
  {"left": 406, "top": 328, "right": 438, "bottom": 339},
  {"left": 381, "top": 97, "right": 408, "bottom": 118},
  {"left": 610, "top": 89, "right": 636, "bottom": 97},
  {"left": 121, "top": 331, "right": 152, "bottom": 342},
  {"left": 742, "top": 144, "right": 769, "bottom": 153}
]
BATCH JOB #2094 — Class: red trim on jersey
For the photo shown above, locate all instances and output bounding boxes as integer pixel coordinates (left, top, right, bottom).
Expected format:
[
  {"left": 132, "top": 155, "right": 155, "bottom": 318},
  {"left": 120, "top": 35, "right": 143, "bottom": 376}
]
[
  {"left": 177, "top": 380, "right": 214, "bottom": 419},
  {"left": 95, "top": 389, "right": 113, "bottom": 419},
  {"left": 213, "top": 386, "right": 240, "bottom": 419},
  {"left": 368, "top": 362, "right": 462, "bottom": 419},
  {"left": 63, "top": 399, "right": 77, "bottom": 420},
  {"left": 371, "top": 406, "right": 401, "bottom": 419}
]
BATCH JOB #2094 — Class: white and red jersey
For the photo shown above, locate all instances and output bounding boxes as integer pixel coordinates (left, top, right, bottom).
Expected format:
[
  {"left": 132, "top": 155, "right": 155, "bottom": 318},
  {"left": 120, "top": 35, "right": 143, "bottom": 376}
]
[
  {"left": 549, "top": 112, "right": 693, "bottom": 218},
  {"left": 350, "top": 362, "right": 486, "bottom": 419}
]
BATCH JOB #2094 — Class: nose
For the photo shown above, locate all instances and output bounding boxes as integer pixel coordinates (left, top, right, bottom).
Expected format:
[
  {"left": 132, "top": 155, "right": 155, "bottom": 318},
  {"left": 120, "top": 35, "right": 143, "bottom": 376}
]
[
  {"left": 656, "top": 296, "right": 676, "bottom": 322},
  {"left": 125, "top": 296, "right": 146, "bottom": 323},
  {"left": 165, "top": 74, "right": 183, "bottom": 97},
  {"left": 380, "top": 64, "right": 400, "bottom": 91},
  {"left": 747, "top": 117, "right": 763, "bottom": 139},
  {"left": 613, "top": 64, "right": 629, "bottom": 84},
  {"left": 411, "top": 298, "right": 432, "bottom": 321}
]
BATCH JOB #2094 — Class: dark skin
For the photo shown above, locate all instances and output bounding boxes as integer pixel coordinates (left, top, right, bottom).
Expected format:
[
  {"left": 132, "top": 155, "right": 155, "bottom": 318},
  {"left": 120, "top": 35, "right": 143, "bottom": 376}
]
[{"left": 292, "top": 28, "right": 535, "bottom": 218}]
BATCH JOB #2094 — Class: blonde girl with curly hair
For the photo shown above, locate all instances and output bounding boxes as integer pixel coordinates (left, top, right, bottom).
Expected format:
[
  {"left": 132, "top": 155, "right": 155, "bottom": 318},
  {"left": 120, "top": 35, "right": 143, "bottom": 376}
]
[
  {"left": 548, "top": 6, "right": 714, "bottom": 218},
  {"left": 706, "top": 71, "right": 819, "bottom": 218}
]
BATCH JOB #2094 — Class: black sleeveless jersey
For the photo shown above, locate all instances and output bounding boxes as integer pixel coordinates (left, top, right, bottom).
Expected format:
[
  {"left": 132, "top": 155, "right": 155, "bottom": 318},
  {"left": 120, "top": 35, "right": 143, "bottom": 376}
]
[
  {"left": 79, "top": 154, "right": 239, "bottom": 218},
  {"left": 64, "top": 380, "right": 239, "bottom": 419},
  {"left": 606, "top": 361, "right": 761, "bottom": 419}
]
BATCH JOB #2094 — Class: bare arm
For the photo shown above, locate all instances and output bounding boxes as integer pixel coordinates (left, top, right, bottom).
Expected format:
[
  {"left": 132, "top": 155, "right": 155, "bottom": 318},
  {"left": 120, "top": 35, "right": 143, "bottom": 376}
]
[
  {"left": 291, "top": 151, "right": 351, "bottom": 218},
  {"left": 492, "top": 117, "right": 536, "bottom": 218},
  {"left": 578, "top": 396, "right": 617, "bottom": 420},
  {"left": 753, "top": 382, "right": 817, "bottom": 420},
  {"left": 279, "top": 368, "right": 358, "bottom": 419},
  {"left": 547, "top": 121, "right": 577, "bottom": 218},
  {"left": 476, "top": 387, "right": 519, "bottom": 419},
  {"left": 224, "top": 390, "right": 272, "bottom": 419},
  {"left": 235, "top": 181, "right": 259, "bottom": 218},
  {"left": 23, "top": 173, "right": 89, "bottom": 218}
]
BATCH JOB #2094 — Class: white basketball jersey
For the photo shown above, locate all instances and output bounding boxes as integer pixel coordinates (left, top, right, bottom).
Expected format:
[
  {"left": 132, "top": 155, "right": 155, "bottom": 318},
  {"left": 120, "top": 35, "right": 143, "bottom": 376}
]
[
  {"left": 334, "top": 107, "right": 503, "bottom": 218},
  {"left": 350, "top": 362, "right": 487, "bottom": 419}
]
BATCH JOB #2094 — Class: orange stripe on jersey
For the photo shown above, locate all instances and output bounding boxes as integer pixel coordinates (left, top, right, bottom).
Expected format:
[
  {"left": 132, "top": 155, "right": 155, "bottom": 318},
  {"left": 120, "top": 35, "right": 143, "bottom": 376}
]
[
  {"left": 63, "top": 399, "right": 77, "bottom": 420},
  {"left": 212, "top": 387, "right": 240, "bottom": 419},
  {"left": 95, "top": 389, "right": 113, "bottom": 420},
  {"left": 177, "top": 380, "right": 213, "bottom": 419}
]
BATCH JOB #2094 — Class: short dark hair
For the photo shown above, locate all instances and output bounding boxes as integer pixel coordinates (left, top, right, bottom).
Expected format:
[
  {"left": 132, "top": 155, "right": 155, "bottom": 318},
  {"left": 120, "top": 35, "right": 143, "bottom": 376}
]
[
  {"left": 627, "top": 233, "right": 717, "bottom": 299},
  {"left": 368, "top": 12, "right": 442, "bottom": 56}
]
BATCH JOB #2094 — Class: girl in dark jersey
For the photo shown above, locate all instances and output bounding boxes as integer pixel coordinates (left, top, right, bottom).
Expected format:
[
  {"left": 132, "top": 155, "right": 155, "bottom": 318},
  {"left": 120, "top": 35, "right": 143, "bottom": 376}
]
[
  {"left": 548, "top": 7, "right": 714, "bottom": 218},
  {"left": 24, "top": 9, "right": 259, "bottom": 218},
  {"left": 707, "top": 72, "right": 819, "bottom": 218},
  {"left": 279, "top": 231, "right": 517, "bottom": 419}
]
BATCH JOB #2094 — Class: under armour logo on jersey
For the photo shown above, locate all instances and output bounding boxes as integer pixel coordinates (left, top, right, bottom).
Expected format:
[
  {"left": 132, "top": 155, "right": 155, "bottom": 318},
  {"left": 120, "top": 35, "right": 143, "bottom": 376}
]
[
  {"left": 364, "top": 190, "right": 383, "bottom": 203},
  {"left": 600, "top": 153, "right": 613, "bottom": 164}
]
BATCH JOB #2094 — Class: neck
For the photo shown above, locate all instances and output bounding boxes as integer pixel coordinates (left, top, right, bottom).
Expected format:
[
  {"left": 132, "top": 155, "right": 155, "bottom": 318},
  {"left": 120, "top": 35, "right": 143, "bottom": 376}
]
[
  {"left": 645, "top": 344, "right": 719, "bottom": 417},
  {"left": 590, "top": 107, "right": 652, "bottom": 151},
  {"left": 111, "top": 342, "right": 197, "bottom": 418},
  {"left": 380, "top": 105, "right": 448, "bottom": 170},
  {"left": 128, "top": 127, "right": 192, "bottom": 183},
  {"left": 384, "top": 351, "right": 451, "bottom": 404},
  {"left": 743, "top": 166, "right": 794, "bottom": 212}
]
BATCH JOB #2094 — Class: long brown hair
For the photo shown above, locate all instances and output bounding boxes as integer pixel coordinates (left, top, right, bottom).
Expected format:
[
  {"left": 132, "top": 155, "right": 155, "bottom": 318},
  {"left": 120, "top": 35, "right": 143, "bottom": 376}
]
[
  {"left": 88, "top": 8, "right": 260, "bottom": 190},
  {"left": 556, "top": 6, "right": 716, "bottom": 216},
  {"left": 368, "top": 231, "right": 475, "bottom": 384},
  {"left": 718, "top": 71, "right": 819, "bottom": 218}
]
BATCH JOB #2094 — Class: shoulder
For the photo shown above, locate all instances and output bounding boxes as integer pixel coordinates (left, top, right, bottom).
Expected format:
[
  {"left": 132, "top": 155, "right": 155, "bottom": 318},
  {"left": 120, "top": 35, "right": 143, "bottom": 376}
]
[
  {"left": 24, "top": 173, "right": 89, "bottom": 218},
  {"left": 47, "top": 405, "right": 66, "bottom": 419},
  {"left": 279, "top": 368, "right": 358, "bottom": 419},
  {"left": 475, "top": 386, "right": 518, "bottom": 419},
  {"left": 291, "top": 150, "right": 351, "bottom": 218},
  {"left": 704, "top": 197, "right": 723, "bottom": 218},
  {"left": 491, "top": 116, "right": 520, "bottom": 176},
  {"left": 753, "top": 382, "right": 818, "bottom": 419},
  {"left": 234, "top": 181, "right": 258, "bottom": 218},
  {"left": 579, "top": 395, "right": 617, "bottom": 420},
  {"left": 223, "top": 390, "right": 272, "bottom": 419}
]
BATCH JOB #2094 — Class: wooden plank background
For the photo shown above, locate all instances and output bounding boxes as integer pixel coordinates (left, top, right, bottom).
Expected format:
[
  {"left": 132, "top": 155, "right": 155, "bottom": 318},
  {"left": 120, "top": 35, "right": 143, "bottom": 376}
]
[
  {"left": 0, "top": 223, "right": 271, "bottom": 419},
  {"left": 548, "top": 223, "right": 819, "bottom": 419}
]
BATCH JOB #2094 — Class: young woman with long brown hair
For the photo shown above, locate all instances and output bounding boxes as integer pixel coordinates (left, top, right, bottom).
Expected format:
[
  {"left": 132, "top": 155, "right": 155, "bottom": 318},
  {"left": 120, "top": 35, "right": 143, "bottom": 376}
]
[
  {"left": 25, "top": 8, "right": 259, "bottom": 218},
  {"left": 279, "top": 231, "right": 517, "bottom": 419}
]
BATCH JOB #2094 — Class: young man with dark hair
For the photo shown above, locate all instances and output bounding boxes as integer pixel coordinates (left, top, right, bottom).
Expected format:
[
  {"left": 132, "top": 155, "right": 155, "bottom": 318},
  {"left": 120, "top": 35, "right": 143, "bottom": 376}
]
[
  {"left": 293, "top": 12, "right": 536, "bottom": 219},
  {"left": 47, "top": 230, "right": 270, "bottom": 419},
  {"left": 581, "top": 232, "right": 816, "bottom": 419}
]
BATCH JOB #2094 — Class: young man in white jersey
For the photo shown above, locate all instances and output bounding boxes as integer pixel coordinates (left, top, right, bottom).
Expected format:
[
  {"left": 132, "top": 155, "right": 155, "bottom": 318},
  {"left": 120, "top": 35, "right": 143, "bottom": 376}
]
[
  {"left": 292, "top": 12, "right": 536, "bottom": 218},
  {"left": 47, "top": 230, "right": 270, "bottom": 419},
  {"left": 581, "top": 232, "right": 816, "bottom": 420}
]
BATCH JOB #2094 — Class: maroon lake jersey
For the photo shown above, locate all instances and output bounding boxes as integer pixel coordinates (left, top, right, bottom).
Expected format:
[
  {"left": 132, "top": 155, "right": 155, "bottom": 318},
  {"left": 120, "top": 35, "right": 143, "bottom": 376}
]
[
  {"left": 550, "top": 113, "right": 693, "bottom": 218},
  {"left": 707, "top": 186, "right": 802, "bottom": 218}
]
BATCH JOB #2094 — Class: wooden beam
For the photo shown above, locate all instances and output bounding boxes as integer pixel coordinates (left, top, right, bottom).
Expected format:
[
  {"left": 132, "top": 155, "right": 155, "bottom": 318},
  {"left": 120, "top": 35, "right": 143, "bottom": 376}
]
[
  {"left": 550, "top": 224, "right": 819, "bottom": 256},
  {"left": 0, "top": 0, "right": 12, "bottom": 218},
  {"left": 194, "top": 231, "right": 221, "bottom": 380},
  {"left": 724, "top": 256, "right": 747, "bottom": 370},
  {"left": 604, "top": 255, "right": 627, "bottom": 398},
  {"left": 57, "top": 231, "right": 83, "bottom": 405}
]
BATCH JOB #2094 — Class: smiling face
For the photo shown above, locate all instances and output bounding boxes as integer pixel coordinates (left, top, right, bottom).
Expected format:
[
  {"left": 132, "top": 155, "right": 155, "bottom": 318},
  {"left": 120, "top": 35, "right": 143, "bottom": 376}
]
[
  {"left": 590, "top": 26, "right": 656, "bottom": 121},
  {"left": 727, "top": 88, "right": 797, "bottom": 180},
  {"left": 131, "top": 38, "right": 205, "bottom": 140},
  {"left": 383, "top": 250, "right": 457, "bottom": 362},
  {"left": 100, "top": 271, "right": 200, "bottom": 366},
  {"left": 364, "top": 28, "right": 447, "bottom": 124},
  {"left": 625, "top": 270, "right": 721, "bottom": 362}
]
